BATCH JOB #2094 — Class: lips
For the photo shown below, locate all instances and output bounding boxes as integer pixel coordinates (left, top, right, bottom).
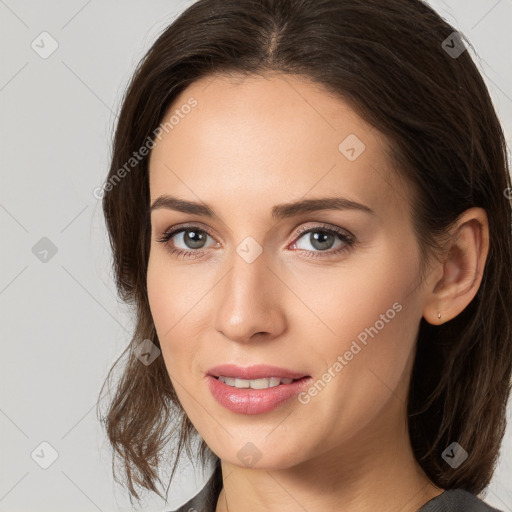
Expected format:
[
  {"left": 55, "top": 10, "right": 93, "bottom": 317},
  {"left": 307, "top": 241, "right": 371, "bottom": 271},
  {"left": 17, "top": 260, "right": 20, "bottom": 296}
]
[
  {"left": 207, "top": 363, "right": 309, "bottom": 380},
  {"left": 206, "top": 373, "right": 313, "bottom": 414}
]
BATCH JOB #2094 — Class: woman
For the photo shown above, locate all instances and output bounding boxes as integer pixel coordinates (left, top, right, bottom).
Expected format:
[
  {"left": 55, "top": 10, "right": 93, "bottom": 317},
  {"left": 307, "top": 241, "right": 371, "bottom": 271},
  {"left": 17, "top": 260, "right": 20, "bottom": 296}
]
[{"left": 97, "top": 1, "right": 512, "bottom": 511}]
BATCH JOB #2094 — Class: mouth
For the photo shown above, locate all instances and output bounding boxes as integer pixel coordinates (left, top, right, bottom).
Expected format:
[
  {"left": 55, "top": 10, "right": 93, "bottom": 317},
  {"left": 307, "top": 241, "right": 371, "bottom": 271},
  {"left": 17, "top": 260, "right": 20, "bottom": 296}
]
[
  {"left": 207, "top": 363, "right": 309, "bottom": 379},
  {"left": 214, "top": 375, "right": 309, "bottom": 389},
  {"left": 206, "top": 364, "right": 310, "bottom": 390},
  {"left": 206, "top": 366, "right": 313, "bottom": 415}
]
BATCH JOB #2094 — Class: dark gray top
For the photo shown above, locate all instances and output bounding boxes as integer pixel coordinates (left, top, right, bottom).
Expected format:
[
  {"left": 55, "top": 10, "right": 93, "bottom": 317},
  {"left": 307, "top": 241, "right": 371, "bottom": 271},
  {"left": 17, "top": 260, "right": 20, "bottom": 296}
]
[{"left": 168, "top": 463, "right": 503, "bottom": 512}]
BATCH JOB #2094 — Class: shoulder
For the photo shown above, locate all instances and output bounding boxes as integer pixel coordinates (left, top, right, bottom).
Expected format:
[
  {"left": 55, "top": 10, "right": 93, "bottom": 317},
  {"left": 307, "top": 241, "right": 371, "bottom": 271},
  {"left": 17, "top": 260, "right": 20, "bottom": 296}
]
[
  {"left": 166, "top": 484, "right": 210, "bottom": 512},
  {"left": 166, "top": 464, "right": 223, "bottom": 512},
  {"left": 418, "top": 489, "right": 504, "bottom": 512}
]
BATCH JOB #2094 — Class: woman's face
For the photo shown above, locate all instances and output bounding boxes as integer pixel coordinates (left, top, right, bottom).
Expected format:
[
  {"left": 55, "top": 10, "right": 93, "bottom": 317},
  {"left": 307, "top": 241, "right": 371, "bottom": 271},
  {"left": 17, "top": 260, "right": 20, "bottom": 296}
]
[{"left": 147, "top": 73, "right": 433, "bottom": 469}]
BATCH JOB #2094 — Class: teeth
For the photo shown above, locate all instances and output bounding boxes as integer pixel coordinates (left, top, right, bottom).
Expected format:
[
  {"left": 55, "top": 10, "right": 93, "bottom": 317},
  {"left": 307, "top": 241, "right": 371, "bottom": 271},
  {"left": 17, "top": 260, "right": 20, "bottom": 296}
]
[{"left": 218, "top": 376, "right": 294, "bottom": 389}]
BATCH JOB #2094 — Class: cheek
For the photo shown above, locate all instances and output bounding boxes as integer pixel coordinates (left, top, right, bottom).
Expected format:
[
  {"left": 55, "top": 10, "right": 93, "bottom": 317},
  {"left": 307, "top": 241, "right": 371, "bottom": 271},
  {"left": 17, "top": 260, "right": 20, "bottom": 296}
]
[
  {"left": 147, "top": 250, "right": 209, "bottom": 336},
  {"left": 290, "top": 235, "right": 418, "bottom": 341},
  {"left": 146, "top": 257, "right": 172, "bottom": 341},
  {"left": 299, "top": 249, "right": 420, "bottom": 427},
  {"left": 146, "top": 254, "right": 200, "bottom": 375}
]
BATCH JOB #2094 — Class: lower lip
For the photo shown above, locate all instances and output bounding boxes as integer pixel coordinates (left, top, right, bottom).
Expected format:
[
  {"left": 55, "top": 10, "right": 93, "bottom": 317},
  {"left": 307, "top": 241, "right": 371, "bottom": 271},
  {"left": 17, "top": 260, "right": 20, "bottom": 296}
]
[{"left": 206, "top": 375, "right": 312, "bottom": 415}]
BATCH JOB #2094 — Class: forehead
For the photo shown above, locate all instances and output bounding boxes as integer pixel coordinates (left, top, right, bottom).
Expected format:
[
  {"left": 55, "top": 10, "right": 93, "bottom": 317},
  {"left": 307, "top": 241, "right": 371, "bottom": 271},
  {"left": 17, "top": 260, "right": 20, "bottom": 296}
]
[{"left": 148, "top": 73, "right": 408, "bottom": 222}]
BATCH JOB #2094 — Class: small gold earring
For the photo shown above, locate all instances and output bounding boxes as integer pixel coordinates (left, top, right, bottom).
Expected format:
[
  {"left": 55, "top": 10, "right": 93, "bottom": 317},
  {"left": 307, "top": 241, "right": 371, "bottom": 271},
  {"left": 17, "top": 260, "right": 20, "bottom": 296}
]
[{"left": 437, "top": 312, "right": 441, "bottom": 319}]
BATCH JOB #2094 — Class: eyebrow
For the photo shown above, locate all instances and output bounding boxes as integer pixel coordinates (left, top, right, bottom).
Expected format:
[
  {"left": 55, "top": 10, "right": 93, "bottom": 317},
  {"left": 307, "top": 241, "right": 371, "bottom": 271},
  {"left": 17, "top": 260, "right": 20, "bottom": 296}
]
[{"left": 150, "top": 194, "right": 376, "bottom": 221}]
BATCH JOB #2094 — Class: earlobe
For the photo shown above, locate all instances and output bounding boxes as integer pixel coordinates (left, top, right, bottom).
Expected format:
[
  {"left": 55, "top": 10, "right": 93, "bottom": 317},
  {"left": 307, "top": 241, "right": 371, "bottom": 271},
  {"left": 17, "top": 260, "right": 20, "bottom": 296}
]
[{"left": 422, "top": 207, "right": 489, "bottom": 325}]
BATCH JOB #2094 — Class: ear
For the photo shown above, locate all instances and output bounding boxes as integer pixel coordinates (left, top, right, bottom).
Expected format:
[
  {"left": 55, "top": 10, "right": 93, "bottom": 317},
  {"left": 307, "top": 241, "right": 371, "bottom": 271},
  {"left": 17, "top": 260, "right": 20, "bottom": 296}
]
[{"left": 422, "top": 207, "right": 490, "bottom": 325}]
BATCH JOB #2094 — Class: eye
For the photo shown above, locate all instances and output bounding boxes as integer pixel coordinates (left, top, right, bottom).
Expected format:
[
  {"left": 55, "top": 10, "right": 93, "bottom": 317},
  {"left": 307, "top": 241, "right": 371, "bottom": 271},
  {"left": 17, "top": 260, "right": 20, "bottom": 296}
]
[
  {"left": 289, "top": 224, "right": 355, "bottom": 258},
  {"left": 155, "top": 225, "right": 217, "bottom": 259},
  {"left": 155, "top": 223, "right": 355, "bottom": 260}
]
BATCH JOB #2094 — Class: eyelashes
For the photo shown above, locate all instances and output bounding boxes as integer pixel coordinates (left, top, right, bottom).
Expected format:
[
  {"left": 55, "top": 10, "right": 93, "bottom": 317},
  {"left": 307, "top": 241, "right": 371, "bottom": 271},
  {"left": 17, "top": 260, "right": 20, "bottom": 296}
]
[{"left": 155, "top": 223, "right": 355, "bottom": 260}]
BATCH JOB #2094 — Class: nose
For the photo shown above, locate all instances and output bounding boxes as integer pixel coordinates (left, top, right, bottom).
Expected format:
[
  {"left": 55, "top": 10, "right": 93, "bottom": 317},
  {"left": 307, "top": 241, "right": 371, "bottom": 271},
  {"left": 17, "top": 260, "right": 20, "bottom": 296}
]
[{"left": 213, "top": 247, "right": 287, "bottom": 344}]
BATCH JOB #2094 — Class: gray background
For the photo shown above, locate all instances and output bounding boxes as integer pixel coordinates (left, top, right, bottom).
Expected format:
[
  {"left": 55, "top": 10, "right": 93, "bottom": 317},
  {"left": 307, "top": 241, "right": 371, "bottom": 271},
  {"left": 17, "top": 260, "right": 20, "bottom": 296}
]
[{"left": 1, "top": 1, "right": 511, "bottom": 511}]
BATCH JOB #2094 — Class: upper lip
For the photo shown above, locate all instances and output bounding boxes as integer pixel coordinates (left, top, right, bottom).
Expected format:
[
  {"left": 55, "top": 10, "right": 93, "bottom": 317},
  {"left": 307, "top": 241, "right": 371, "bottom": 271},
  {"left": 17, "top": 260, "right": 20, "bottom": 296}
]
[{"left": 207, "top": 364, "right": 309, "bottom": 380}]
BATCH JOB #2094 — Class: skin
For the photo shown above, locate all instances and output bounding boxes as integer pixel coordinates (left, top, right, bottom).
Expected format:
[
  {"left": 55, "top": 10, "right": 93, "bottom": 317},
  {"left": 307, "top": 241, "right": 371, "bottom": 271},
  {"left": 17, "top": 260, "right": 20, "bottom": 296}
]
[{"left": 146, "top": 73, "right": 489, "bottom": 512}]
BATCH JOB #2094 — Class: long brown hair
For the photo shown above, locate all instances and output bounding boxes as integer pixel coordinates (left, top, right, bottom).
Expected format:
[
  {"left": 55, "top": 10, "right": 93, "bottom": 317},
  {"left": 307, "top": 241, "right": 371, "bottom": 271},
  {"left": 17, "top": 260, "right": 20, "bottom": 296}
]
[{"left": 97, "top": 0, "right": 512, "bottom": 503}]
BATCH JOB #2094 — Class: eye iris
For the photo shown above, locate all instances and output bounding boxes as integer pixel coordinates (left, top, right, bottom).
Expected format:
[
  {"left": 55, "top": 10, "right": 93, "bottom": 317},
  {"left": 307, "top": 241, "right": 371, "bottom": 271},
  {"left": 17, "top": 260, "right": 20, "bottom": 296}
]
[
  {"left": 184, "top": 230, "right": 206, "bottom": 249},
  {"left": 310, "top": 231, "right": 334, "bottom": 250}
]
